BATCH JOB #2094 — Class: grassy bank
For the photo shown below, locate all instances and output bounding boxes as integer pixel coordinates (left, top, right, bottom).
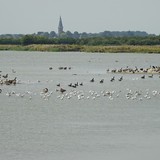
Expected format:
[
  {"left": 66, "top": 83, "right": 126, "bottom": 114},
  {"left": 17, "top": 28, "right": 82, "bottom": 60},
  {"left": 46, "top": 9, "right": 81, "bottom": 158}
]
[{"left": 0, "top": 44, "right": 160, "bottom": 53}]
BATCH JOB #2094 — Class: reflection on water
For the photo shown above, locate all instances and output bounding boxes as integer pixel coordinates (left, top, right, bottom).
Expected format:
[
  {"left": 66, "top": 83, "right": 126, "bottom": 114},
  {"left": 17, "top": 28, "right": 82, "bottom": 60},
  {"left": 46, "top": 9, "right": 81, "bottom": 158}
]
[{"left": 0, "top": 51, "right": 160, "bottom": 160}]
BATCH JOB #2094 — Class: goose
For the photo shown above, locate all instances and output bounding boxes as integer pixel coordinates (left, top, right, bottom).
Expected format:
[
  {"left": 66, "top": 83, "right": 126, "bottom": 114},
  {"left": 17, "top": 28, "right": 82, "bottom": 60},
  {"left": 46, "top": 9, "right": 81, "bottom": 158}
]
[
  {"left": 100, "top": 79, "right": 104, "bottom": 83},
  {"left": 49, "top": 67, "right": 53, "bottom": 70},
  {"left": 118, "top": 76, "right": 123, "bottom": 81},
  {"left": 110, "top": 76, "right": 115, "bottom": 82},
  {"left": 63, "top": 67, "right": 67, "bottom": 70},
  {"left": 60, "top": 88, "right": 66, "bottom": 93},
  {"left": 2, "top": 74, "right": 8, "bottom": 79},
  {"left": 7, "top": 77, "right": 17, "bottom": 85},
  {"left": 141, "top": 75, "right": 145, "bottom": 79},
  {"left": 12, "top": 77, "right": 17, "bottom": 85},
  {"left": 106, "top": 69, "right": 109, "bottom": 72},
  {"left": 71, "top": 84, "right": 77, "bottom": 88},
  {"left": 75, "top": 82, "right": 79, "bottom": 86},
  {"left": 43, "top": 88, "right": 48, "bottom": 93},
  {"left": 57, "top": 83, "right": 60, "bottom": 87},
  {"left": 90, "top": 78, "right": 94, "bottom": 82},
  {"left": 58, "top": 67, "right": 63, "bottom": 70},
  {"left": 68, "top": 83, "right": 72, "bottom": 87}
]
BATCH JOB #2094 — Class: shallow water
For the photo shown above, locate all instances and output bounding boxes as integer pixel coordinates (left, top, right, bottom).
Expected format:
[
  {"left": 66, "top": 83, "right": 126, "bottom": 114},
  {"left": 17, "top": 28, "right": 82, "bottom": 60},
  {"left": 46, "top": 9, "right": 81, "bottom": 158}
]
[{"left": 0, "top": 51, "right": 160, "bottom": 160}]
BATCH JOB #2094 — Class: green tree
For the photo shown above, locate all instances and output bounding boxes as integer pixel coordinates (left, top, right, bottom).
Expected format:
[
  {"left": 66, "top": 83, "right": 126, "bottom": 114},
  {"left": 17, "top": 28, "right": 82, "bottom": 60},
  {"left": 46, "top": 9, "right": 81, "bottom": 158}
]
[{"left": 21, "top": 35, "right": 35, "bottom": 45}]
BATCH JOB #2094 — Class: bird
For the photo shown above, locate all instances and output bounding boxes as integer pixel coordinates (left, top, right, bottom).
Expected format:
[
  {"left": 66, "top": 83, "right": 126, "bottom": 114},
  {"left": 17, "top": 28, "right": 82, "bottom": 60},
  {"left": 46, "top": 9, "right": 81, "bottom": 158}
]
[
  {"left": 100, "top": 79, "right": 104, "bottom": 83},
  {"left": 60, "top": 88, "right": 66, "bottom": 93},
  {"left": 118, "top": 76, "right": 123, "bottom": 81},
  {"left": 57, "top": 83, "right": 60, "bottom": 87},
  {"left": 12, "top": 77, "right": 17, "bottom": 85},
  {"left": 106, "top": 69, "right": 109, "bottom": 72},
  {"left": 110, "top": 76, "right": 115, "bottom": 82},
  {"left": 49, "top": 67, "right": 53, "bottom": 70},
  {"left": 148, "top": 74, "right": 153, "bottom": 78},
  {"left": 75, "top": 82, "right": 79, "bottom": 87},
  {"left": 68, "top": 83, "right": 72, "bottom": 87},
  {"left": 12, "top": 69, "right": 16, "bottom": 73},
  {"left": 90, "top": 78, "right": 94, "bottom": 82},
  {"left": 2, "top": 74, "right": 8, "bottom": 79},
  {"left": 141, "top": 75, "right": 145, "bottom": 79},
  {"left": 58, "top": 67, "right": 63, "bottom": 70},
  {"left": 71, "top": 84, "right": 77, "bottom": 88},
  {"left": 43, "top": 88, "right": 48, "bottom": 93}
]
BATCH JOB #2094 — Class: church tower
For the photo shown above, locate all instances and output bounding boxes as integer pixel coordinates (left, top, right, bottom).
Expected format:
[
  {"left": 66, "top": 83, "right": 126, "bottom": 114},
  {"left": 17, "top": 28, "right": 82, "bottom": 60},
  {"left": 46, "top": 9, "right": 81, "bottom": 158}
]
[{"left": 58, "top": 16, "right": 63, "bottom": 36}]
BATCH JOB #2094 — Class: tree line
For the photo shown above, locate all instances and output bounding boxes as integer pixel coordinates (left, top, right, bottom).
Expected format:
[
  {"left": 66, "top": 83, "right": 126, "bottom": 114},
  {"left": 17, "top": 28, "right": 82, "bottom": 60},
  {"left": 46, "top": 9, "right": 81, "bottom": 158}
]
[{"left": 0, "top": 35, "right": 160, "bottom": 46}]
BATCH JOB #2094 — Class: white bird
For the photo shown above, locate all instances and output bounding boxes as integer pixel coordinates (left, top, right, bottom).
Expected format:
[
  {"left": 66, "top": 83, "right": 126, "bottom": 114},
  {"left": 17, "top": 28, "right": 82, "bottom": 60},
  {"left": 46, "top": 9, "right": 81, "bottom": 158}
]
[{"left": 12, "top": 69, "right": 16, "bottom": 73}]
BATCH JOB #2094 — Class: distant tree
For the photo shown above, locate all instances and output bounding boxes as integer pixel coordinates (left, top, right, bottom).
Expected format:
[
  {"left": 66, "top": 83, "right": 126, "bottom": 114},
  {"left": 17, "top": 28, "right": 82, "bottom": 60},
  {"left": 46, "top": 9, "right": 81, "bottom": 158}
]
[
  {"left": 80, "top": 32, "right": 88, "bottom": 38},
  {"left": 49, "top": 31, "right": 57, "bottom": 38},
  {"left": 73, "top": 31, "right": 80, "bottom": 39},
  {"left": 21, "top": 35, "right": 35, "bottom": 45},
  {"left": 65, "top": 31, "right": 73, "bottom": 38}
]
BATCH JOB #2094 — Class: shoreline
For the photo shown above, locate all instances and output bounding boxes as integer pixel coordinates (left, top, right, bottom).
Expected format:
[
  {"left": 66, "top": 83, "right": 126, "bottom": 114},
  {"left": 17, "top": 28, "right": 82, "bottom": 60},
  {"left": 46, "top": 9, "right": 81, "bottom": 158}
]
[{"left": 1, "top": 44, "right": 160, "bottom": 53}]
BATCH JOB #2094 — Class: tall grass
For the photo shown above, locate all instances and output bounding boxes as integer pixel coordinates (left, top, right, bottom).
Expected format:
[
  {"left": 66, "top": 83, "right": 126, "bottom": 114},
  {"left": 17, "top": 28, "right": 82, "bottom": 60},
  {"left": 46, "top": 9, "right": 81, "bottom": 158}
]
[{"left": 0, "top": 44, "right": 160, "bottom": 53}]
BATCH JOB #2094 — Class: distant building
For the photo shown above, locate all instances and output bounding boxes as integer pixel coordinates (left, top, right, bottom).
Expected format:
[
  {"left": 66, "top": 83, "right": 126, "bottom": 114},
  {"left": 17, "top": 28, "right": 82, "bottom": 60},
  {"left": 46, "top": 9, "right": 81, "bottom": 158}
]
[{"left": 58, "top": 16, "right": 64, "bottom": 37}]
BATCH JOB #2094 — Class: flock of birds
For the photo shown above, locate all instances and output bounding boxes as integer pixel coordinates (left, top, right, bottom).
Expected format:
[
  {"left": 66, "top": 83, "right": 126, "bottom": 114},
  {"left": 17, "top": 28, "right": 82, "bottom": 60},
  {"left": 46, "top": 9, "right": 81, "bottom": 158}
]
[
  {"left": 1, "top": 84, "right": 160, "bottom": 102},
  {"left": 0, "top": 67, "right": 160, "bottom": 102},
  {"left": 108, "top": 65, "right": 160, "bottom": 74}
]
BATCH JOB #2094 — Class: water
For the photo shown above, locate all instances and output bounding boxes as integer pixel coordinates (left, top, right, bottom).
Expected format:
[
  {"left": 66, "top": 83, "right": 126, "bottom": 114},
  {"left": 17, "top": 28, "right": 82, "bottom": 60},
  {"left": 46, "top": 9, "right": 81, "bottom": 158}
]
[{"left": 0, "top": 51, "right": 160, "bottom": 160}]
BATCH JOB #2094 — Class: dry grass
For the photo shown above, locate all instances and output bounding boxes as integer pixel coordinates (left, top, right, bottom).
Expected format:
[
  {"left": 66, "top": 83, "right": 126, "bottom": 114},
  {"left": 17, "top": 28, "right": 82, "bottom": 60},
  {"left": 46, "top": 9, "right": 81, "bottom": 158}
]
[{"left": 0, "top": 44, "right": 160, "bottom": 53}]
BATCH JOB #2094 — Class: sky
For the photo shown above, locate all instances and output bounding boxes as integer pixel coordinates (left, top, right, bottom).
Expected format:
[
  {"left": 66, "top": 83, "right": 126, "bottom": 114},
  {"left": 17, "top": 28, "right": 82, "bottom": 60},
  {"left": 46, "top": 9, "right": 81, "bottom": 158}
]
[{"left": 0, "top": 0, "right": 160, "bottom": 35}]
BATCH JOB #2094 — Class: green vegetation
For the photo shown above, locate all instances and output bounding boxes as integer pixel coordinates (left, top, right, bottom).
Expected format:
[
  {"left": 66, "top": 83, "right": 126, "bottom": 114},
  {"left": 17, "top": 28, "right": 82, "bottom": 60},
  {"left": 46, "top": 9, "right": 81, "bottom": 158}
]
[
  {"left": 0, "top": 35, "right": 160, "bottom": 46},
  {"left": 0, "top": 35, "right": 160, "bottom": 53},
  {"left": 1, "top": 44, "right": 160, "bottom": 53}
]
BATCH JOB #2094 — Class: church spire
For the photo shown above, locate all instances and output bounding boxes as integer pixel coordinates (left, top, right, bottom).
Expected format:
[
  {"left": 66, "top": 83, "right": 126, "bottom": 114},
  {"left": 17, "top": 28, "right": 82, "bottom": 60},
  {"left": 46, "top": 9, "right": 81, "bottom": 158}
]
[{"left": 58, "top": 16, "right": 63, "bottom": 36}]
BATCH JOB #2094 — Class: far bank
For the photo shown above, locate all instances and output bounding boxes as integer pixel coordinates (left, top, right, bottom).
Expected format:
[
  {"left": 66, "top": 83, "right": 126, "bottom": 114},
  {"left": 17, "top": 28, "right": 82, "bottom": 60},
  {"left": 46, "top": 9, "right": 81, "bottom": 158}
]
[{"left": 0, "top": 44, "right": 160, "bottom": 53}]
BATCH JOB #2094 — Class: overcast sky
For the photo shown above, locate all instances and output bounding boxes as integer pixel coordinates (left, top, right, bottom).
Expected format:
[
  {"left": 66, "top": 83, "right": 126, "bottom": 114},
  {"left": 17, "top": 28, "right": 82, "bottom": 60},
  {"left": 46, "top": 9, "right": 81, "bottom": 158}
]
[{"left": 0, "top": 0, "right": 160, "bottom": 35}]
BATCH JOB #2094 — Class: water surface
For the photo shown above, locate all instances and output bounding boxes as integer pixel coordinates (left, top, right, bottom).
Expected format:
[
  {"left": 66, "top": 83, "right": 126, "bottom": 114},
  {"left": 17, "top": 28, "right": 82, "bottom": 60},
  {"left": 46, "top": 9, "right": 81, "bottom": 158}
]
[{"left": 0, "top": 51, "right": 160, "bottom": 160}]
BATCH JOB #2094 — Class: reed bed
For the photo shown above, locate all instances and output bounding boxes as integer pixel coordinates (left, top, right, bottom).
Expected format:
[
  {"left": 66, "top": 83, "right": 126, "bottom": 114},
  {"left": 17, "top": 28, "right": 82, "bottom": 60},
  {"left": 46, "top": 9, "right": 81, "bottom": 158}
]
[{"left": 0, "top": 44, "right": 160, "bottom": 53}]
